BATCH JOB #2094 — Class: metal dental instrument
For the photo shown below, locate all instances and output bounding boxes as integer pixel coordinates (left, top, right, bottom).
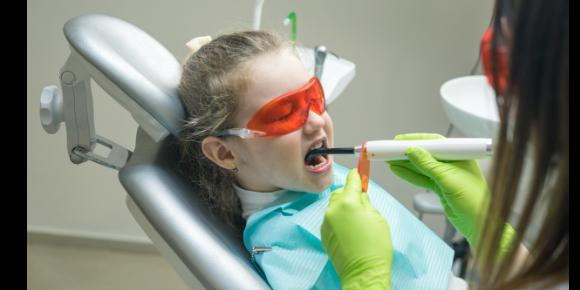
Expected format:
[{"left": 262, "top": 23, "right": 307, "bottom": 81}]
[
  {"left": 314, "top": 46, "right": 328, "bottom": 79},
  {"left": 305, "top": 138, "right": 493, "bottom": 162}
]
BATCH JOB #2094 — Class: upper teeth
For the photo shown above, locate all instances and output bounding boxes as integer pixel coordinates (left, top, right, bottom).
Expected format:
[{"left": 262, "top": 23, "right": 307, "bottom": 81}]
[{"left": 310, "top": 140, "right": 324, "bottom": 151}]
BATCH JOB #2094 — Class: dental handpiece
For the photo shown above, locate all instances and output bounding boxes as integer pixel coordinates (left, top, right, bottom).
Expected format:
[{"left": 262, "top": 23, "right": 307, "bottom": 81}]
[{"left": 305, "top": 138, "right": 493, "bottom": 162}]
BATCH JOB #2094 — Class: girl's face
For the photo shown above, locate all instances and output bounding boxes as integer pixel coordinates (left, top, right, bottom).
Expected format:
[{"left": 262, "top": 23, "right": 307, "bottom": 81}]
[{"left": 231, "top": 48, "right": 334, "bottom": 193}]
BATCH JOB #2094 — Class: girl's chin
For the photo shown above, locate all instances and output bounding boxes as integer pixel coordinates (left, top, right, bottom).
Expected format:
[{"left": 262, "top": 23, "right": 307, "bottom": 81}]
[{"left": 305, "top": 169, "right": 334, "bottom": 193}]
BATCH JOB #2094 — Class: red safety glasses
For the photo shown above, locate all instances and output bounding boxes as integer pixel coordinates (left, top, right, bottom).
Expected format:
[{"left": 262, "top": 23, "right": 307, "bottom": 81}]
[{"left": 215, "top": 77, "right": 325, "bottom": 138}]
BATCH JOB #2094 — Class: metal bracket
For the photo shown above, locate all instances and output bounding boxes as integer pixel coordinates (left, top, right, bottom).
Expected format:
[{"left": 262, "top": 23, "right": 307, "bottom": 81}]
[
  {"left": 40, "top": 50, "right": 133, "bottom": 171},
  {"left": 72, "top": 135, "right": 131, "bottom": 170},
  {"left": 250, "top": 246, "right": 271, "bottom": 281},
  {"left": 59, "top": 50, "right": 96, "bottom": 164},
  {"left": 250, "top": 246, "right": 272, "bottom": 263}
]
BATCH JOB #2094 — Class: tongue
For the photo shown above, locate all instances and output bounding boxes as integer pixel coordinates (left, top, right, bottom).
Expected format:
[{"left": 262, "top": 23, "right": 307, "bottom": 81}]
[
  {"left": 307, "top": 155, "right": 325, "bottom": 166},
  {"left": 305, "top": 147, "right": 326, "bottom": 163}
]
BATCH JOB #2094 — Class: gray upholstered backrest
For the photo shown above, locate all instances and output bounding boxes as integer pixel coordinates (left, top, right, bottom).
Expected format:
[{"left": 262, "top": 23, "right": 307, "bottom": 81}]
[
  {"left": 120, "top": 129, "right": 268, "bottom": 288},
  {"left": 63, "top": 14, "right": 185, "bottom": 137}
]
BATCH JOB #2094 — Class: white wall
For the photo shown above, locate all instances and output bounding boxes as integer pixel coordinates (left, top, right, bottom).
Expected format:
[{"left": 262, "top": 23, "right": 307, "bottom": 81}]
[{"left": 27, "top": 0, "right": 494, "bottom": 242}]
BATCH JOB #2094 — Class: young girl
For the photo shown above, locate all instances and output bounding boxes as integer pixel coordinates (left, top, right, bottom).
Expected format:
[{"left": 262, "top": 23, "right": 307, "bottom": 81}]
[
  {"left": 178, "top": 31, "right": 334, "bottom": 235},
  {"left": 177, "top": 31, "right": 456, "bottom": 289}
]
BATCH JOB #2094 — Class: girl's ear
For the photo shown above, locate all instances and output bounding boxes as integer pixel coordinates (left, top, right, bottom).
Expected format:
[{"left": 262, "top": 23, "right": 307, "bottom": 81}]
[{"left": 201, "top": 136, "right": 238, "bottom": 170}]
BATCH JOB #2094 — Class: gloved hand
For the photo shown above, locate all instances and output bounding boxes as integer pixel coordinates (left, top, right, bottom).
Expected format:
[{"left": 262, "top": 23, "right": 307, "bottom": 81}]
[
  {"left": 387, "top": 133, "right": 489, "bottom": 247},
  {"left": 321, "top": 169, "right": 392, "bottom": 290}
]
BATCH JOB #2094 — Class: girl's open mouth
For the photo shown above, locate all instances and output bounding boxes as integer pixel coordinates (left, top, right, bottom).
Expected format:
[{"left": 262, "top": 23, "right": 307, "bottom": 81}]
[{"left": 305, "top": 139, "right": 332, "bottom": 173}]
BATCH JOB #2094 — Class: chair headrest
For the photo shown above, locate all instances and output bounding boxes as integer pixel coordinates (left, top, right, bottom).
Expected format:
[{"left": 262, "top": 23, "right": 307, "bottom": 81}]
[{"left": 63, "top": 14, "right": 185, "bottom": 136}]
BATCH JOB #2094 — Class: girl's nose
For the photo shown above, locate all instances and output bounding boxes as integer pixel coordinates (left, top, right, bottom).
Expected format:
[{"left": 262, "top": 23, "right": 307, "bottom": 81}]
[{"left": 303, "top": 110, "right": 325, "bottom": 135}]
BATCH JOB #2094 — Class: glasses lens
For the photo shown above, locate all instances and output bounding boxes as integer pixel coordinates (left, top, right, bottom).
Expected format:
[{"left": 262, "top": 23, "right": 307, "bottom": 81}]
[
  {"left": 307, "top": 78, "right": 325, "bottom": 114},
  {"left": 246, "top": 77, "right": 325, "bottom": 137}
]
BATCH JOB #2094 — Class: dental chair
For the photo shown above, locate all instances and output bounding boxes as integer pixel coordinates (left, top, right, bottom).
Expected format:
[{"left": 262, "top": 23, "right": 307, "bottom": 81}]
[{"left": 39, "top": 14, "right": 270, "bottom": 289}]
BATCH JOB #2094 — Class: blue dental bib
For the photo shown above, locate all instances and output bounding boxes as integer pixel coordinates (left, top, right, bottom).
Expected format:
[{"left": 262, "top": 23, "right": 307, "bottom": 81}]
[{"left": 243, "top": 163, "right": 454, "bottom": 290}]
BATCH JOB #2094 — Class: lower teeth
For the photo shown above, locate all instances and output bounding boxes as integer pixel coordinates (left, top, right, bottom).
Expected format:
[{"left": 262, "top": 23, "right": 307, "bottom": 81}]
[{"left": 309, "top": 156, "right": 327, "bottom": 169}]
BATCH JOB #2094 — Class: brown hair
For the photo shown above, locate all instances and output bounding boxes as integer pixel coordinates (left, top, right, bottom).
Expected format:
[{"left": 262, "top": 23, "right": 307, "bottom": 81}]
[
  {"left": 472, "top": 0, "right": 568, "bottom": 288},
  {"left": 177, "top": 31, "right": 288, "bottom": 238}
]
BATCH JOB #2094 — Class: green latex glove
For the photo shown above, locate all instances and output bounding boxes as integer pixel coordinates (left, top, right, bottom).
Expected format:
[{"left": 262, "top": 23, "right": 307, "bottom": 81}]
[
  {"left": 387, "top": 133, "right": 489, "bottom": 247},
  {"left": 321, "top": 169, "right": 392, "bottom": 290},
  {"left": 387, "top": 133, "right": 516, "bottom": 258}
]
